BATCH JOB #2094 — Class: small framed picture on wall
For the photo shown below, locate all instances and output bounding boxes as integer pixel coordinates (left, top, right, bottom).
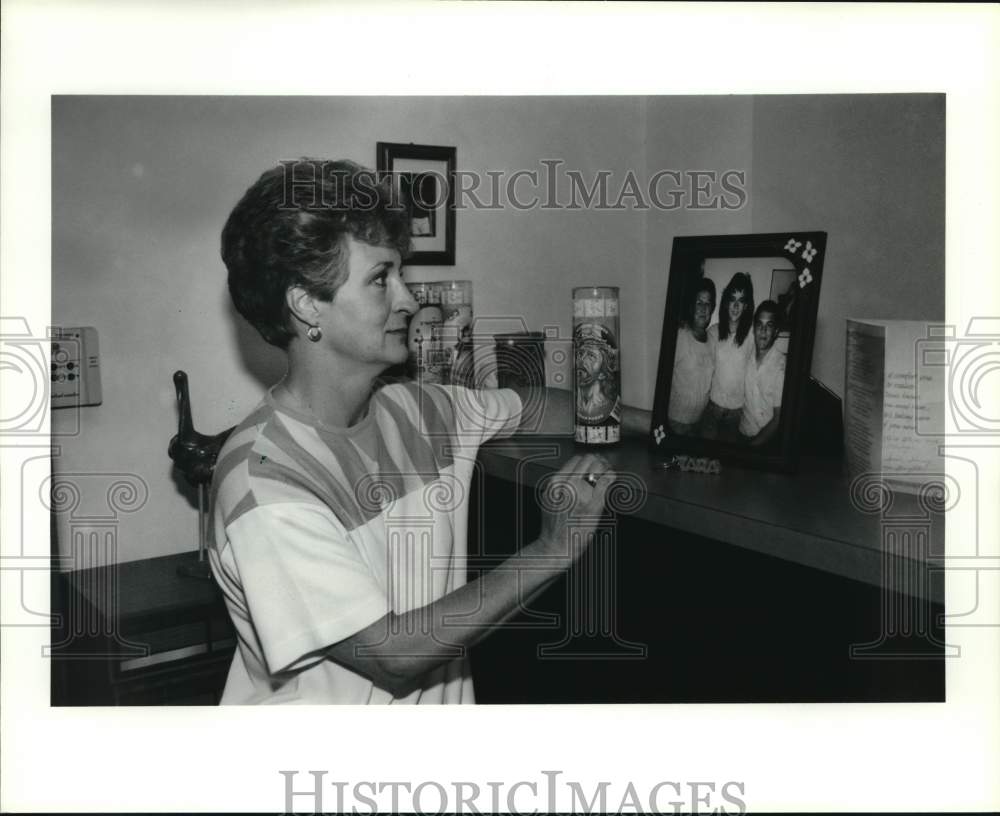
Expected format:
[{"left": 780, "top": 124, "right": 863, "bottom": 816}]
[{"left": 376, "top": 142, "right": 456, "bottom": 266}]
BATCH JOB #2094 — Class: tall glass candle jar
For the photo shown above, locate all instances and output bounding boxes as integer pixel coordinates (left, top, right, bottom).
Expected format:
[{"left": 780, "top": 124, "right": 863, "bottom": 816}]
[
  {"left": 496, "top": 331, "right": 546, "bottom": 431},
  {"left": 495, "top": 331, "right": 545, "bottom": 390},
  {"left": 439, "top": 280, "right": 474, "bottom": 387},
  {"left": 573, "top": 286, "right": 621, "bottom": 445},
  {"left": 406, "top": 282, "right": 444, "bottom": 383}
]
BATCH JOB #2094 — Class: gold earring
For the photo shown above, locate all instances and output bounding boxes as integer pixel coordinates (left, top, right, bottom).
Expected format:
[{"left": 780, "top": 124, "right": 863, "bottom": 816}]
[{"left": 306, "top": 325, "right": 322, "bottom": 342}]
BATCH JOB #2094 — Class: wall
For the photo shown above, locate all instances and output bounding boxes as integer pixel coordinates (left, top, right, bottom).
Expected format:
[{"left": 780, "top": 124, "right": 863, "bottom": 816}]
[
  {"left": 51, "top": 95, "right": 944, "bottom": 565},
  {"left": 749, "top": 94, "right": 946, "bottom": 393}
]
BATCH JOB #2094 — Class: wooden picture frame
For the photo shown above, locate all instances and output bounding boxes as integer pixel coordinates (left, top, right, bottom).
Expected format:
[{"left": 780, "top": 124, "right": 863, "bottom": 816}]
[
  {"left": 376, "top": 142, "right": 456, "bottom": 266},
  {"left": 650, "top": 232, "right": 826, "bottom": 472}
]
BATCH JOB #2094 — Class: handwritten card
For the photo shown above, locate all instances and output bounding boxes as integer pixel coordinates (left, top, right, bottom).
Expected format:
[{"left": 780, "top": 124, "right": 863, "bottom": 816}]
[{"left": 845, "top": 319, "right": 946, "bottom": 493}]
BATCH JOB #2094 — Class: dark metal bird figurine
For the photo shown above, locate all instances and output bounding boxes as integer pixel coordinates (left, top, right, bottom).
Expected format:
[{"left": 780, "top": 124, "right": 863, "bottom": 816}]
[
  {"left": 168, "top": 370, "right": 234, "bottom": 486},
  {"left": 168, "top": 370, "right": 235, "bottom": 578}
]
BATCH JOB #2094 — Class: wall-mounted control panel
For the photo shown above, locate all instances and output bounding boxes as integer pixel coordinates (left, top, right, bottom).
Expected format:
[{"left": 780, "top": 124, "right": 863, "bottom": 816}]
[{"left": 51, "top": 326, "right": 102, "bottom": 409}]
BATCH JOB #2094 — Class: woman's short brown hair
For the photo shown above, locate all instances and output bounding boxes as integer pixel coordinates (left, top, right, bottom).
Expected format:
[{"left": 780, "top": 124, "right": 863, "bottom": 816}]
[{"left": 222, "top": 159, "right": 412, "bottom": 348}]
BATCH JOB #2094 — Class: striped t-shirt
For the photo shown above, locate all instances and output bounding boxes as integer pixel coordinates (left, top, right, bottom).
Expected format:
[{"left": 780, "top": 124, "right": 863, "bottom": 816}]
[{"left": 208, "top": 381, "right": 522, "bottom": 704}]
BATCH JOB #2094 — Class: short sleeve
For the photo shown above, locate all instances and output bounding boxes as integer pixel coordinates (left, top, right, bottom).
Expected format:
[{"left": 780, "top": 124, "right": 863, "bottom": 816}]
[
  {"left": 225, "top": 503, "right": 389, "bottom": 675},
  {"left": 445, "top": 386, "right": 523, "bottom": 447}
]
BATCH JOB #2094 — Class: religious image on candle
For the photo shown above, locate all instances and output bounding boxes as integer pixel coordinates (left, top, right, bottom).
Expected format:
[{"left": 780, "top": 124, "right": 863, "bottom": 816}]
[{"left": 573, "top": 286, "right": 621, "bottom": 445}]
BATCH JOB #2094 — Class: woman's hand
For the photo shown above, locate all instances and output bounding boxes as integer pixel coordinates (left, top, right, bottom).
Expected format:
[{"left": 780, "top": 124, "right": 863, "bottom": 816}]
[
  {"left": 536, "top": 453, "right": 613, "bottom": 560},
  {"left": 329, "top": 452, "right": 613, "bottom": 693}
]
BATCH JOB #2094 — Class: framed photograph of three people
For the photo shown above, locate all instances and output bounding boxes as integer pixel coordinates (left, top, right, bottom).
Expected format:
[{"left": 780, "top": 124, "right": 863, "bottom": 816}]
[{"left": 650, "top": 232, "right": 826, "bottom": 472}]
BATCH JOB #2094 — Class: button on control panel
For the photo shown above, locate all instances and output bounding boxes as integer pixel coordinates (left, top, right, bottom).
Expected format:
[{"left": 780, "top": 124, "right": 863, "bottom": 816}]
[{"left": 51, "top": 326, "right": 102, "bottom": 408}]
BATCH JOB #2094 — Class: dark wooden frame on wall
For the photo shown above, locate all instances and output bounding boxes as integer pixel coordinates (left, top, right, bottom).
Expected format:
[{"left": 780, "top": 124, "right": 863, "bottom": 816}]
[
  {"left": 649, "top": 231, "right": 827, "bottom": 472},
  {"left": 376, "top": 142, "right": 456, "bottom": 266}
]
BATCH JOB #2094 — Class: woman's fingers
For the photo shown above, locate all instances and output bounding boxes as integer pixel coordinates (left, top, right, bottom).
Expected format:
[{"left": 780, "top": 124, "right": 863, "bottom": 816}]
[
  {"left": 546, "top": 453, "right": 613, "bottom": 515},
  {"left": 585, "top": 469, "right": 616, "bottom": 511}
]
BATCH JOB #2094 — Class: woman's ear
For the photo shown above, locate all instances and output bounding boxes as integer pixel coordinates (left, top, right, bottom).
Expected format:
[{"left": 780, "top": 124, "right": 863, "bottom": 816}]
[{"left": 286, "top": 286, "right": 320, "bottom": 330}]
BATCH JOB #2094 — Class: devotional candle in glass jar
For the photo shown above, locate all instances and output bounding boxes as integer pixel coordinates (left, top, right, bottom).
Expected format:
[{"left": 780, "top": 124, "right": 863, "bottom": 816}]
[
  {"left": 494, "top": 332, "right": 546, "bottom": 390},
  {"left": 439, "top": 280, "right": 474, "bottom": 387},
  {"left": 572, "top": 286, "right": 621, "bottom": 445},
  {"left": 406, "top": 282, "right": 444, "bottom": 383},
  {"left": 495, "top": 331, "right": 546, "bottom": 431}
]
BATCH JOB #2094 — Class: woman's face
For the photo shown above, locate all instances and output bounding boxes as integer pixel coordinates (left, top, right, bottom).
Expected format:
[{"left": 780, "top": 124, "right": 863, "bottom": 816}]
[
  {"left": 692, "top": 290, "right": 713, "bottom": 331},
  {"left": 312, "top": 236, "right": 417, "bottom": 370},
  {"left": 726, "top": 288, "right": 748, "bottom": 327}
]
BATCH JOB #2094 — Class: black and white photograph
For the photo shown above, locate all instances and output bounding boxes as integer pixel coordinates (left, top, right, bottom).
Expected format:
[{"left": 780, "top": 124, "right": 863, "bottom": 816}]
[
  {"left": 2, "top": 4, "right": 998, "bottom": 815},
  {"left": 44, "top": 84, "right": 948, "bottom": 735},
  {"left": 650, "top": 231, "right": 825, "bottom": 472},
  {"left": 400, "top": 172, "right": 438, "bottom": 237}
]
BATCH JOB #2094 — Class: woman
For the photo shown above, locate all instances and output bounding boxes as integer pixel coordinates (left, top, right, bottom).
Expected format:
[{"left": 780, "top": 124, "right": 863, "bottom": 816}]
[
  {"left": 666, "top": 278, "right": 716, "bottom": 436},
  {"left": 701, "top": 272, "right": 754, "bottom": 440},
  {"left": 211, "top": 159, "right": 612, "bottom": 704}
]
